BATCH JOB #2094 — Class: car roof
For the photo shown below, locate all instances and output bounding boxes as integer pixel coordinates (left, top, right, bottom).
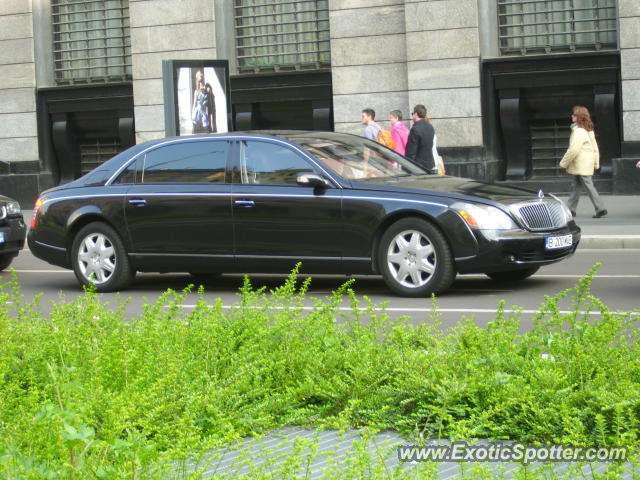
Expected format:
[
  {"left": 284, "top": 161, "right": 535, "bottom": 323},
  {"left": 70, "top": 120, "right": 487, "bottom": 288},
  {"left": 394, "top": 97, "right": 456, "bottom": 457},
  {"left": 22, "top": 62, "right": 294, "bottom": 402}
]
[
  {"left": 134, "top": 130, "right": 361, "bottom": 147},
  {"left": 65, "top": 131, "right": 363, "bottom": 189}
]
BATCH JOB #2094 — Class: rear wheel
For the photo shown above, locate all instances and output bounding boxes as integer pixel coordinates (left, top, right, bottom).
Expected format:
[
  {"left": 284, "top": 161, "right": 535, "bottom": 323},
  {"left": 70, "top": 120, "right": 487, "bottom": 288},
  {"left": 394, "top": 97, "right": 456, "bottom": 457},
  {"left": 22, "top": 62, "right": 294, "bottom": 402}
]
[
  {"left": 378, "top": 217, "right": 455, "bottom": 297},
  {"left": 485, "top": 267, "right": 539, "bottom": 282},
  {"left": 0, "top": 254, "right": 14, "bottom": 271},
  {"left": 71, "top": 222, "right": 134, "bottom": 291}
]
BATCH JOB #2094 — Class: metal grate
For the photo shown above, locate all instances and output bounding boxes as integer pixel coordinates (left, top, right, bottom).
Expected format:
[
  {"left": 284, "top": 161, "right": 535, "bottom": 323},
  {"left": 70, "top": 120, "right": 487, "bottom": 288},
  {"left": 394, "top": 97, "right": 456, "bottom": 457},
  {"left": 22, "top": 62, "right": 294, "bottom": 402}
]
[
  {"left": 498, "top": 0, "right": 617, "bottom": 55},
  {"left": 52, "top": 0, "right": 132, "bottom": 84},
  {"left": 234, "top": 0, "right": 331, "bottom": 72},
  {"left": 514, "top": 200, "right": 567, "bottom": 230},
  {"left": 80, "top": 138, "right": 122, "bottom": 175},
  {"left": 530, "top": 120, "right": 571, "bottom": 178}
]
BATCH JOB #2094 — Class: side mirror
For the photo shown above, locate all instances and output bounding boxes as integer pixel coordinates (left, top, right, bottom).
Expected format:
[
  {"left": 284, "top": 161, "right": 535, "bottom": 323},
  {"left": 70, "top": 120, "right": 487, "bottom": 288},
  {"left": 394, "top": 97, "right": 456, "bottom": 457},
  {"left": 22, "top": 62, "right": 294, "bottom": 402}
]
[{"left": 296, "top": 173, "right": 330, "bottom": 189}]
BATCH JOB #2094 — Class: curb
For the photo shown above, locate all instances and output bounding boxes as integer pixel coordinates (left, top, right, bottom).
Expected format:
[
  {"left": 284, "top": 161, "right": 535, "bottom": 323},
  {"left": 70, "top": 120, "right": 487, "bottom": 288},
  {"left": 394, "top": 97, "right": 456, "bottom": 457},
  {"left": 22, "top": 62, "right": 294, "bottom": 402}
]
[{"left": 580, "top": 235, "right": 640, "bottom": 249}]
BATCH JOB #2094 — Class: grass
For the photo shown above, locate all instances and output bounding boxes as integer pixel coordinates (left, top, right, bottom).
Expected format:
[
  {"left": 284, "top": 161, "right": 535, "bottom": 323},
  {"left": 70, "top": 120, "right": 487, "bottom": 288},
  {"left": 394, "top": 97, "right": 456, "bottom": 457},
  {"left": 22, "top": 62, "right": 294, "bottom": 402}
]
[{"left": 0, "top": 264, "right": 638, "bottom": 479}]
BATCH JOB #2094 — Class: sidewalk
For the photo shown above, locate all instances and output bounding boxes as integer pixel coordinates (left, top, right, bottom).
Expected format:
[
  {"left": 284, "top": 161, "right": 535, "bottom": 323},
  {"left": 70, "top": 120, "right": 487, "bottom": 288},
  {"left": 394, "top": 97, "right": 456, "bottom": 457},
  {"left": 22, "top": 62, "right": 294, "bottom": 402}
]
[
  {"left": 19, "top": 195, "right": 640, "bottom": 250},
  {"left": 562, "top": 195, "right": 640, "bottom": 248}
]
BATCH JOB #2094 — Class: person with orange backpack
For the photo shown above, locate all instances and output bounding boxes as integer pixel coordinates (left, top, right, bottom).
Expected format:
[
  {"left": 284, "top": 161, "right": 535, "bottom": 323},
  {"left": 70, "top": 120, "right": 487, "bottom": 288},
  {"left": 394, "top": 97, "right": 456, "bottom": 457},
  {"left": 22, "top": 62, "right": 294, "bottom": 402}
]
[
  {"left": 361, "top": 108, "right": 396, "bottom": 150},
  {"left": 361, "top": 108, "right": 381, "bottom": 141}
]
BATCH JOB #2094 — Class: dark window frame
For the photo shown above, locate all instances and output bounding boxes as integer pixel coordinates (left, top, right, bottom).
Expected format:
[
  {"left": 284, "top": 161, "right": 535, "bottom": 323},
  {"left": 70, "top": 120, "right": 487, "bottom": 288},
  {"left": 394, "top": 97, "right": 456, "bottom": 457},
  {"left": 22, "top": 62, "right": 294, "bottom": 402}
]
[
  {"left": 234, "top": 0, "right": 331, "bottom": 73},
  {"left": 115, "top": 140, "right": 232, "bottom": 185},
  {"left": 497, "top": 0, "right": 617, "bottom": 56}
]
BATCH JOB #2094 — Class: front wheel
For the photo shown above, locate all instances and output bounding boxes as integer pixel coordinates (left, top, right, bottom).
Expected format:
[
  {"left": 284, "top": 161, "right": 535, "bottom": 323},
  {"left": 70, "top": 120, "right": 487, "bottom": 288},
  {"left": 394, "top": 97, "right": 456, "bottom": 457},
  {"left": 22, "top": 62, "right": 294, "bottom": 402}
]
[
  {"left": 485, "top": 267, "right": 540, "bottom": 282},
  {"left": 0, "top": 254, "right": 14, "bottom": 271},
  {"left": 71, "top": 222, "right": 134, "bottom": 291},
  {"left": 378, "top": 217, "right": 455, "bottom": 297}
]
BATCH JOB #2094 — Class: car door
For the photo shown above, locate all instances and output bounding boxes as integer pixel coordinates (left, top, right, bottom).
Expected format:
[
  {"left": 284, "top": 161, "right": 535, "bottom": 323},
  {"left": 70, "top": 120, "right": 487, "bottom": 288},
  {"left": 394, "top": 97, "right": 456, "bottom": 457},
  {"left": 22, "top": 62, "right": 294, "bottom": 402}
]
[
  {"left": 231, "top": 139, "right": 344, "bottom": 274},
  {"left": 123, "top": 138, "right": 234, "bottom": 272}
]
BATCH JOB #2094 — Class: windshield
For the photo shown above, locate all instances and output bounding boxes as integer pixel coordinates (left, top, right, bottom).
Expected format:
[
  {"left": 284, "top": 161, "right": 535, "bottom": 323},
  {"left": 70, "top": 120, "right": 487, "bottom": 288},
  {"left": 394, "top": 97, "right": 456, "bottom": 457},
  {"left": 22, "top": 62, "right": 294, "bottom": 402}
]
[{"left": 290, "top": 134, "right": 428, "bottom": 180}]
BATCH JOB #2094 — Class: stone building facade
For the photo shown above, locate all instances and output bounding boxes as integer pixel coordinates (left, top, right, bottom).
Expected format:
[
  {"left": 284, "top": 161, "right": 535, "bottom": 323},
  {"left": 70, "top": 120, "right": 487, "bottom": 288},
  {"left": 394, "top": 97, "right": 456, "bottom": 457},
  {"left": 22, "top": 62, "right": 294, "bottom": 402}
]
[{"left": 0, "top": 0, "right": 638, "bottom": 205}]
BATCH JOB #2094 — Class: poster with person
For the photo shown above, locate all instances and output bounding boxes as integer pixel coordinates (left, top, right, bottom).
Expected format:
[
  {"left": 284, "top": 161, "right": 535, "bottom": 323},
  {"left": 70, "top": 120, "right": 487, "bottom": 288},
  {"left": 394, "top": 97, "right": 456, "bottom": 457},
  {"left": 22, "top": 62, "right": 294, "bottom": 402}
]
[{"left": 162, "top": 60, "right": 231, "bottom": 137}]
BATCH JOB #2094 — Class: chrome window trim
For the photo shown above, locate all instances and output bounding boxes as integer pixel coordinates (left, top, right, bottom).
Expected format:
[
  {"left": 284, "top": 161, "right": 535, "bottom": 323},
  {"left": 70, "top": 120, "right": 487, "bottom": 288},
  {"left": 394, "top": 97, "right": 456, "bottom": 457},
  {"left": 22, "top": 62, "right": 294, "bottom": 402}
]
[
  {"left": 105, "top": 135, "right": 344, "bottom": 189},
  {"left": 41, "top": 192, "right": 447, "bottom": 209},
  {"left": 35, "top": 240, "right": 67, "bottom": 252}
]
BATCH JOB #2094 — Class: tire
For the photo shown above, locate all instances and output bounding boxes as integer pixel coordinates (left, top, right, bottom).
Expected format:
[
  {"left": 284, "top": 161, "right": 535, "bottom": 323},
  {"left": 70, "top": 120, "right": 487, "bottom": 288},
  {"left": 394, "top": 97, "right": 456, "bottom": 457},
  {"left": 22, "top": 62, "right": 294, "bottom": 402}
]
[
  {"left": 71, "top": 222, "right": 134, "bottom": 292},
  {"left": 0, "top": 254, "right": 14, "bottom": 271},
  {"left": 485, "top": 267, "right": 540, "bottom": 282},
  {"left": 378, "top": 217, "right": 456, "bottom": 297}
]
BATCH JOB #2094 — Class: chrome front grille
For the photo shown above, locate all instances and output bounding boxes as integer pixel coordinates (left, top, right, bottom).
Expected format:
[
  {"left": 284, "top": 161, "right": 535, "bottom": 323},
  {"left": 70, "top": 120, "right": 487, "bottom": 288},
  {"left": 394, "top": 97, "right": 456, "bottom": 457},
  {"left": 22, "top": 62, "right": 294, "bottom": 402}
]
[{"left": 513, "top": 201, "right": 567, "bottom": 231}]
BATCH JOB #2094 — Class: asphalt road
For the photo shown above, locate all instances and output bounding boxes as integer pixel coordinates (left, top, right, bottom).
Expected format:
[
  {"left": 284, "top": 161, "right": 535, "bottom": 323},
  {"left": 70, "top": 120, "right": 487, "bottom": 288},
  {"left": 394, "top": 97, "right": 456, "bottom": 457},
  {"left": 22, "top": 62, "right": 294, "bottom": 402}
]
[{"left": 3, "top": 248, "right": 639, "bottom": 329}]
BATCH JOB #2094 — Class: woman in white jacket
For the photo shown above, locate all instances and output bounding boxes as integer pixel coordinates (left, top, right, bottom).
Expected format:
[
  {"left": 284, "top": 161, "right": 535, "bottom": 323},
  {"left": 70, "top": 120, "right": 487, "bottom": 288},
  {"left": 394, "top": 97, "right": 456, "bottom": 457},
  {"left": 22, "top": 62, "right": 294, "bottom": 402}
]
[{"left": 559, "top": 106, "right": 607, "bottom": 218}]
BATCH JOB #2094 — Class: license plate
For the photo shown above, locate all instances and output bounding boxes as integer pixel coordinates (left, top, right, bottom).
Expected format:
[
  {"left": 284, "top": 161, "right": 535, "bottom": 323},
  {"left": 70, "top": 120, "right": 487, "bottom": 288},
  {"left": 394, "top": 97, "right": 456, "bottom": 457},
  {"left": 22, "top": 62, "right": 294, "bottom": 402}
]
[
  {"left": 546, "top": 234, "right": 572, "bottom": 250},
  {"left": 0, "top": 232, "right": 4, "bottom": 243}
]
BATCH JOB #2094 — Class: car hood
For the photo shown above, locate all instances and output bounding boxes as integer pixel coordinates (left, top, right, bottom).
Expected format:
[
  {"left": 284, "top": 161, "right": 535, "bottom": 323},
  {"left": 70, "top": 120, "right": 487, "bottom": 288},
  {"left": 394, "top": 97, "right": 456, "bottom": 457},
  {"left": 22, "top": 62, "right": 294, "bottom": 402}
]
[{"left": 351, "top": 175, "right": 542, "bottom": 206}]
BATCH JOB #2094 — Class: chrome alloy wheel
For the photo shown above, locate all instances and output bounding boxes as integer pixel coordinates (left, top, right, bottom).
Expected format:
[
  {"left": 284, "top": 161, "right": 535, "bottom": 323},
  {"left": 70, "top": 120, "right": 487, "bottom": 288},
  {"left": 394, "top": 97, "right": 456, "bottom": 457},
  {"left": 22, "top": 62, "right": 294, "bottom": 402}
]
[
  {"left": 77, "top": 232, "right": 116, "bottom": 284},
  {"left": 386, "top": 229, "right": 436, "bottom": 289}
]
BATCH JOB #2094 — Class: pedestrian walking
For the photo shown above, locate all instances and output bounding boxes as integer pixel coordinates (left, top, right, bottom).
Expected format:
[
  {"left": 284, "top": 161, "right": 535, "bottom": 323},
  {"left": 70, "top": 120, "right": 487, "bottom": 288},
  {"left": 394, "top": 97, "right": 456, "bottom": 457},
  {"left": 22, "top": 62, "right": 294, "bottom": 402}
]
[
  {"left": 361, "top": 108, "right": 382, "bottom": 141},
  {"left": 559, "top": 106, "right": 607, "bottom": 218},
  {"left": 389, "top": 110, "right": 409, "bottom": 155},
  {"left": 405, "top": 104, "right": 437, "bottom": 173}
]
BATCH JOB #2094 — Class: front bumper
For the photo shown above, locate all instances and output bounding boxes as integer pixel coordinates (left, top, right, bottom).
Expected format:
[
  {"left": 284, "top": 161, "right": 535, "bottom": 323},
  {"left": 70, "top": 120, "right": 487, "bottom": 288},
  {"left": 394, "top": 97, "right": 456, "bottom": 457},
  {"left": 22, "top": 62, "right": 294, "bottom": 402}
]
[
  {"left": 456, "top": 223, "right": 581, "bottom": 274},
  {"left": 0, "top": 216, "right": 26, "bottom": 257}
]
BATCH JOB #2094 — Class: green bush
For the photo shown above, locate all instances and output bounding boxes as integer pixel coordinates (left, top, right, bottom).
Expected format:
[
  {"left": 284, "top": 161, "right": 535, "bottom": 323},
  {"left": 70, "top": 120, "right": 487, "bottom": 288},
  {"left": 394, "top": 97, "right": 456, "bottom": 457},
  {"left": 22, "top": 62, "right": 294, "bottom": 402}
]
[{"left": 0, "top": 264, "right": 638, "bottom": 478}]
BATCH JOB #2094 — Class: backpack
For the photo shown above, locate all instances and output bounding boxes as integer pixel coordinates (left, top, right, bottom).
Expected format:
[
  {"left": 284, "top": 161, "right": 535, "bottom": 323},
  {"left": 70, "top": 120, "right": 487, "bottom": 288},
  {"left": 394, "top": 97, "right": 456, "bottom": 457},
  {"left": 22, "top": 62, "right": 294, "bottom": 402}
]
[{"left": 376, "top": 129, "right": 396, "bottom": 150}]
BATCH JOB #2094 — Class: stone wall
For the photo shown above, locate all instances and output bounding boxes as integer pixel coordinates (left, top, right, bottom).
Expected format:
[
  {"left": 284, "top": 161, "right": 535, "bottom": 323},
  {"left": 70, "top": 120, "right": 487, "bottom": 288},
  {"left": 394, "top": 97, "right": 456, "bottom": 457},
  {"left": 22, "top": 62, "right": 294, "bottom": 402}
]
[
  {"left": 329, "top": 0, "right": 409, "bottom": 135},
  {"left": 0, "top": 0, "right": 39, "bottom": 204},
  {"left": 130, "top": 0, "right": 217, "bottom": 143},
  {"left": 329, "top": 0, "right": 483, "bottom": 150},
  {"left": 405, "top": 0, "right": 482, "bottom": 149},
  {"left": 620, "top": 0, "right": 640, "bottom": 144}
]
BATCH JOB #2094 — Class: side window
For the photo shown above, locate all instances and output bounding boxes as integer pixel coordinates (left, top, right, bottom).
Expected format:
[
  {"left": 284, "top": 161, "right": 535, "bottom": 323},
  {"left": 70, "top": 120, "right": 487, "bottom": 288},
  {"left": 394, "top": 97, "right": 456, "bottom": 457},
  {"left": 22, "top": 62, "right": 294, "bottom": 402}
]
[
  {"left": 239, "top": 141, "right": 314, "bottom": 185},
  {"left": 141, "top": 141, "right": 229, "bottom": 183},
  {"left": 113, "top": 159, "right": 139, "bottom": 184}
]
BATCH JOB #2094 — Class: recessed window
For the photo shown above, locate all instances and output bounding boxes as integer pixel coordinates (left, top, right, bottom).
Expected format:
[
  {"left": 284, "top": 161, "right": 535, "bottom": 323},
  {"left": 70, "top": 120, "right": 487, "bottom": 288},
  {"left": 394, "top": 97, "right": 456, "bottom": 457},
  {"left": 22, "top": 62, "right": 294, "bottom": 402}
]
[
  {"left": 498, "top": 0, "right": 617, "bottom": 55},
  {"left": 234, "top": 0, "right": 330, "bottom": 73},
  {"left": 141, "top": 141, "right": 229, "bottom": 184},
  {"left": 51, "top": 0, "right": 132, "bottom": 84},
  {"left": 239, "top": 141, "right": 314, "bottom": 185}
]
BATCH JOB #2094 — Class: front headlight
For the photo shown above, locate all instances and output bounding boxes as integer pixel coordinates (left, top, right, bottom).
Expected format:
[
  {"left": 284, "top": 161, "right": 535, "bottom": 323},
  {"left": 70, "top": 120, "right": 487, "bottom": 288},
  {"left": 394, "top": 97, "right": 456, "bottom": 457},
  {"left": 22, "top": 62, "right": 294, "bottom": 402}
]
[
  {"left": 453, "top": 202, "right": 517, "bottom": 230},
  {"left": 6, "top": 201, "right": 21, "bottom": 215}
]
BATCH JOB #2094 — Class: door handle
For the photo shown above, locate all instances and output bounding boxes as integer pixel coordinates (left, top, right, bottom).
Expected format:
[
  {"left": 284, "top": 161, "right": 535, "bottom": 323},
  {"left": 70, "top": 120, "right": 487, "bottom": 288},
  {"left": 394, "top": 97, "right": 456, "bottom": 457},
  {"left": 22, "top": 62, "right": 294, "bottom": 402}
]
[
  {"left": 128, "top": 198, "right": 147, "bottom": 206},
  {"left": 234, "top": 199, "right": 255, "bottom": 208}
]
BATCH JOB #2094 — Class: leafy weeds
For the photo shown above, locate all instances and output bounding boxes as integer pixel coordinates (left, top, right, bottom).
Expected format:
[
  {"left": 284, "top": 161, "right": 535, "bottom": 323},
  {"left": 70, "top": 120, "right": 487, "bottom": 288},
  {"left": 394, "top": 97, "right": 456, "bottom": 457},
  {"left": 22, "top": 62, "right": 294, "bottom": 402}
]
[{"left": 0, "top": 264, "right": 638, "bottom": 478}]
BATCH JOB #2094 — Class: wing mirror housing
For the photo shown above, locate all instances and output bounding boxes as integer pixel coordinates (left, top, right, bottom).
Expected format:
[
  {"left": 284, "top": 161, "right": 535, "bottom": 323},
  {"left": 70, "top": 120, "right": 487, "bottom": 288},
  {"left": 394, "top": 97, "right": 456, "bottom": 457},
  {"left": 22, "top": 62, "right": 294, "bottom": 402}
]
[{"left": 297, "top": 173, "right": 330, "bottom": 189}]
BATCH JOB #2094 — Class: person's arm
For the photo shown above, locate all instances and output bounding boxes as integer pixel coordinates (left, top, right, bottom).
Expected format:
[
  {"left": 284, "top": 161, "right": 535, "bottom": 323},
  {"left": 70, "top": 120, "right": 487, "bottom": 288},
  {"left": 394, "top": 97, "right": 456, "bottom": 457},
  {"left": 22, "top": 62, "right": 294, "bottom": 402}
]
[
  {"left": 422, "top": 126, "right": 435, "bottom": 168},
  {"left": 405, "top": 127, "right": 419, "bottom": 160},
  {"left": 559, "top": 129, "right": 582, "bottom": 169},
  {"left": 432, "top": 133, "right": 438, "bottom": 164},
  {"left": 590, "top": 131, "right": 600, "bottom": 171},
  {"left": 391, "top": 126, "right": 402, "bottom": 153}
]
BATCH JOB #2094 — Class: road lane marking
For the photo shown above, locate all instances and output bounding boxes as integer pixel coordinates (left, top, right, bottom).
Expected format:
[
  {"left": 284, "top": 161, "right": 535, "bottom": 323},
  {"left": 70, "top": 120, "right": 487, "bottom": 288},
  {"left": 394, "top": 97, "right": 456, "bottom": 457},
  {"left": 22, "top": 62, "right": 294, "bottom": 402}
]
[
  {"left": 175, "top": 305, "right": 639, "bottom": 316},
  {"left": 5, "top": 270, "right": 72, "bottom": 273}
]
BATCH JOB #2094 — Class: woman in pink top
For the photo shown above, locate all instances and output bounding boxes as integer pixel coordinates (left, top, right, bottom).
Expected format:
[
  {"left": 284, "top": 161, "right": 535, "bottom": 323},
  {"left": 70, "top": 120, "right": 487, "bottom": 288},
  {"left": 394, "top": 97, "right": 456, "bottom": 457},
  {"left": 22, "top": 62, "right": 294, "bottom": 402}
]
[{"left": 389, "top": 110, "right": 410, "bottom": 155}]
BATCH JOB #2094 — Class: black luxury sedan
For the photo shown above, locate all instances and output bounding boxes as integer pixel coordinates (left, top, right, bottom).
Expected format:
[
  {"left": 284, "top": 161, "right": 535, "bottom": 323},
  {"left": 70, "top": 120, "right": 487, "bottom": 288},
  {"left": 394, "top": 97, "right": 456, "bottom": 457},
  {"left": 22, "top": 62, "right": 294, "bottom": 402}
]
[
  {"left": 0, "top": 195, "right": 26, "bottom": 271},
  {"left": 27, "top": 131, "right": 580, "bottom": 296}
]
